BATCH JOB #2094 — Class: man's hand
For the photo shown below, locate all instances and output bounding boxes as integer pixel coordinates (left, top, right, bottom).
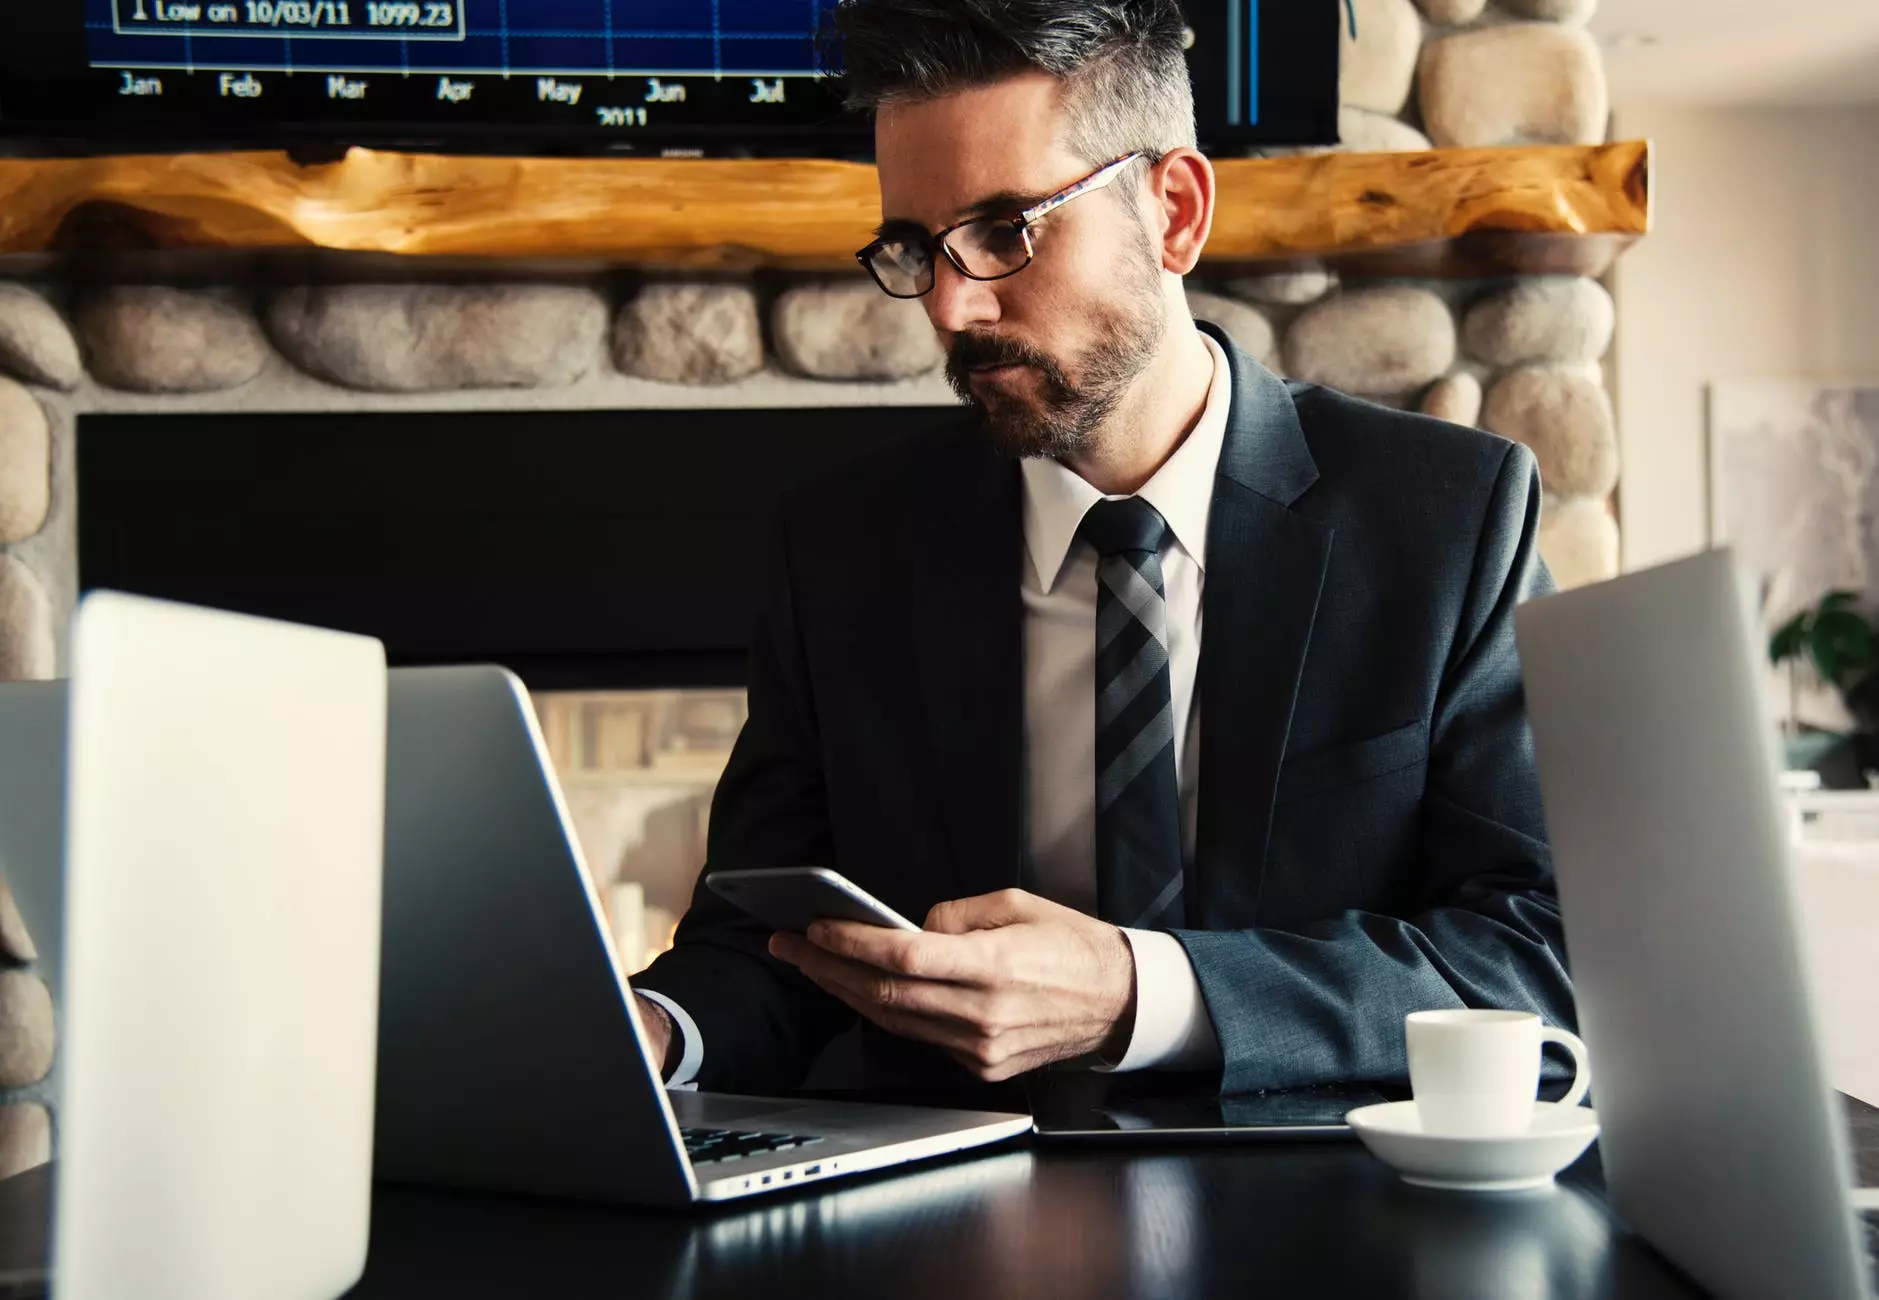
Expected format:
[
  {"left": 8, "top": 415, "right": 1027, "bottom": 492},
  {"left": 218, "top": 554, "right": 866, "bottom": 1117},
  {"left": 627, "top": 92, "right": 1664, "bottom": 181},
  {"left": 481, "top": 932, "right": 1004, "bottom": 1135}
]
[
  {"left": 634, "top": 994, "right": 679, "bottom": 1079},
  {"left": 768, "top": 889, "right": 1136, "bottom": 1082}
]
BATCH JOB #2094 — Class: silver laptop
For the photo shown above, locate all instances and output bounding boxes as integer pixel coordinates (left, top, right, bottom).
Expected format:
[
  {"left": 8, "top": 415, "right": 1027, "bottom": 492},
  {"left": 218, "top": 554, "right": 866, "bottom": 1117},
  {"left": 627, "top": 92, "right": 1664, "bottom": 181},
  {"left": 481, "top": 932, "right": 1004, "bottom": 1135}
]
[
  {"left": 374, "top": 665, "right": 1029, "bottom": 1207},
  {"left": 0, "top": 592, "right": 388, "bottom": 1300},
  {"left": 1517, "top": 548, "right": 1878, "bottom": 1300}
]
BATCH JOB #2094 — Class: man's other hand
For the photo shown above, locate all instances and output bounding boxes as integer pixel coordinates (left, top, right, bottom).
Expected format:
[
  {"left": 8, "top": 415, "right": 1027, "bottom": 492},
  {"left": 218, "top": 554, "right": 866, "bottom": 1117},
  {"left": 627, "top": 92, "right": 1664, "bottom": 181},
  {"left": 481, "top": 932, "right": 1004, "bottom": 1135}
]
[
  {"left": 768, "top": 889, "right": 1136, "bottom": 1082},
  {"left": 635, "top": 994, "right": 678, "bottom": 1078}
]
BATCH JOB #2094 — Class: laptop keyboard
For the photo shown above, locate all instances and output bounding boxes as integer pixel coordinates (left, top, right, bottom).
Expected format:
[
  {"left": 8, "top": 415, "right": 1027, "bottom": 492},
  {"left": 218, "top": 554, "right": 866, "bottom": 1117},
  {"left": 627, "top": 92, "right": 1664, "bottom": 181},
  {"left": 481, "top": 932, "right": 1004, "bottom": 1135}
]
[{"left": 680, "top": 1126, "right": 825, "bottom": 1166}]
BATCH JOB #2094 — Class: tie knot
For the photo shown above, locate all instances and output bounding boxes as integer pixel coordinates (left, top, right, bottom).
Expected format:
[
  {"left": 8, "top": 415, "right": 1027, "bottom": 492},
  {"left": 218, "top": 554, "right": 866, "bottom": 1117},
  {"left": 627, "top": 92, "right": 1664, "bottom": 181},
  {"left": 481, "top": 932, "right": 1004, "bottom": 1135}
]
[{"left": 1078, "top": 497, "right": 1169, "bottom": 558}]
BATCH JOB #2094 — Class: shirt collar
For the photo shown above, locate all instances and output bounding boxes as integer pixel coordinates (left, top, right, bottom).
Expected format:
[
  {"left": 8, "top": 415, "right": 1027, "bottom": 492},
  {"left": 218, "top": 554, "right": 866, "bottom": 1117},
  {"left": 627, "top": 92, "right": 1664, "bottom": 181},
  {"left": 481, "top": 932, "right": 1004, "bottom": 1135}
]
[{"left": 1020, "top": 330, "right": 1232, "bottom": 593}]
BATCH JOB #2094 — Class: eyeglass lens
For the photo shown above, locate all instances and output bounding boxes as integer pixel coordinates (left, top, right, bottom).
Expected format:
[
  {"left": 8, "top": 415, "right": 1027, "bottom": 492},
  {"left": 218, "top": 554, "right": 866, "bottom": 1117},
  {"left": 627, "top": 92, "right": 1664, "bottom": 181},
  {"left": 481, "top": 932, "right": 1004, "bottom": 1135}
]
[{"left": 865, "top": 219, "right": 1032, "bottom": 298}]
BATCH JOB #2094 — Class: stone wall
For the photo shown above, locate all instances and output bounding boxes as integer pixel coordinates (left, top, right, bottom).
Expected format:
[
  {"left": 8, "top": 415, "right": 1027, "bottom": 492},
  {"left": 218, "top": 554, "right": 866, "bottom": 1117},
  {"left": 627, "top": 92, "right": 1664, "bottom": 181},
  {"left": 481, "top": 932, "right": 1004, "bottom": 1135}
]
[
  {"left": 0, "top": 261, "right": 1620, "bottom": 683},
  {"left": 0, "top": 879, "right": 52, "bottom": 1180},
  {"left": 1187, "top": 271, "right": 1621, "bottom": 590},
  {"left": 1302, "top": 0, "right": 1623, "bottom": 588},
  {"left": 1334, "top": 0, "right": 1608, "bottom": 155},
  {"left": 0, "top": 0, "right": 1621, "bottom": 1180},
  {"left": 0, "top": 288, "right": 62, "bottom": 1173}
]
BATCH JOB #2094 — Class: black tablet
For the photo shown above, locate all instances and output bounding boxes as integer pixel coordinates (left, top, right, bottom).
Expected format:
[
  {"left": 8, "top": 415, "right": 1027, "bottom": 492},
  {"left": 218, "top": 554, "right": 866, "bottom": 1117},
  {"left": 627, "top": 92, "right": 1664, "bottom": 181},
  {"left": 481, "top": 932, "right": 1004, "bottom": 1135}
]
[{"left": 1026, "top": 1071, "right": 1395, "bottom": 1143}]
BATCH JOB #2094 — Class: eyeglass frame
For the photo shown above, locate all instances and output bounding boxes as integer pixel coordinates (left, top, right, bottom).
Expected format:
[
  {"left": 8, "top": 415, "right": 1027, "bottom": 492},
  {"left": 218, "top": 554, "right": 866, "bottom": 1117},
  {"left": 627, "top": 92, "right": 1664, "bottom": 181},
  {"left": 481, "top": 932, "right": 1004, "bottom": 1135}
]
[{"left": 854, "top": 150, "right": 1149, "bottom": 299}]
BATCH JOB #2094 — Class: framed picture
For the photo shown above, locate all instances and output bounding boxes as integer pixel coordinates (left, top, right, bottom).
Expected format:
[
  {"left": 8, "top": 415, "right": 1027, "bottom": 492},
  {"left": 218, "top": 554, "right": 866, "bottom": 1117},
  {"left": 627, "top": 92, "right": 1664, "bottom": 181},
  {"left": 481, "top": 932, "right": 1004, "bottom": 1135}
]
[{"left": 1708, "top": 380, "right": 1879, "bottom": 730}]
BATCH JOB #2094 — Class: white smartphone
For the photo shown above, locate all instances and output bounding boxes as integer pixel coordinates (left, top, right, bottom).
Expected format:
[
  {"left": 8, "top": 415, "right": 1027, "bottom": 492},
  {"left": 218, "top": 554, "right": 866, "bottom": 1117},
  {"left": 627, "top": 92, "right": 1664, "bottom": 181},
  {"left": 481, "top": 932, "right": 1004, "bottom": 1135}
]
[{"left": 704, "top": 866, "right": 920, "bottom": 934}]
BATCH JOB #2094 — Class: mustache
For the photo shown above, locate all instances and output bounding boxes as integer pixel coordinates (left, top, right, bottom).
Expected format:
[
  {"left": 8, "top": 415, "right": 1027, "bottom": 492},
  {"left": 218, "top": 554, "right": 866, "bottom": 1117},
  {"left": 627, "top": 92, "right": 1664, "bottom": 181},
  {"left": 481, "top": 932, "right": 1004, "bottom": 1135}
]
[{"left": 945, "top": 332, "right": 1071, "bottom": 390}]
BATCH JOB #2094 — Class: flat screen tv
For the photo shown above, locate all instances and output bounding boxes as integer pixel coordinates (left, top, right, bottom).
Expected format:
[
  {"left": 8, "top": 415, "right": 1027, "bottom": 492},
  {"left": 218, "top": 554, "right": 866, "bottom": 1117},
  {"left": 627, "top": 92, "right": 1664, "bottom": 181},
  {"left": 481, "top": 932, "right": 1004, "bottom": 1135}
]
[{"left": 0, "top": 1, "right": 1339, "bottom": 156}]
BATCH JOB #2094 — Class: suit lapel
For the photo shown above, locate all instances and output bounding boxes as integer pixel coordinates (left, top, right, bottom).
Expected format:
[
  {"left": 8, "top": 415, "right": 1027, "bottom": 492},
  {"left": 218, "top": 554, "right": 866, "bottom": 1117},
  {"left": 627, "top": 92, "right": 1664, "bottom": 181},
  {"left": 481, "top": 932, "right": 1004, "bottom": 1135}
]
[
  {"left": 908, "top": 434, "right": 1026, "bottom": 904},
  {"left": 1193, "top": 323, "right": 1334, "bottom": 928}
]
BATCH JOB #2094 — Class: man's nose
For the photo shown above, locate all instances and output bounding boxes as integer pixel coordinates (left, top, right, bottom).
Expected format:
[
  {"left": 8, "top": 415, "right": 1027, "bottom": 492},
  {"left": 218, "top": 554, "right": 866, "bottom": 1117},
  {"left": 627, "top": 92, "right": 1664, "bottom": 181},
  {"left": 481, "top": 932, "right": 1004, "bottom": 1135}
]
[{"left": 921, "top": 253, "right": 1002, "bottom": 338}]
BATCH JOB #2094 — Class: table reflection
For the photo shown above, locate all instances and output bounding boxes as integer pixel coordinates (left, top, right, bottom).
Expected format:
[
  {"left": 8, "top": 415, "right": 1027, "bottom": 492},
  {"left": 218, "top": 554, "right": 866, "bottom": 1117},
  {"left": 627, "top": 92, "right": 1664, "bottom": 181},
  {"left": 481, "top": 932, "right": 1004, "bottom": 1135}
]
[
  {"left": 674, "top": 1147, "right": 1650, "bottom": 1300},
  {"left": 352, "top": 1144, "right": 1691, "bottom": 1300},
  {"left": 1386, "top": 1179, "right": 1614, "bottom": 1300}
]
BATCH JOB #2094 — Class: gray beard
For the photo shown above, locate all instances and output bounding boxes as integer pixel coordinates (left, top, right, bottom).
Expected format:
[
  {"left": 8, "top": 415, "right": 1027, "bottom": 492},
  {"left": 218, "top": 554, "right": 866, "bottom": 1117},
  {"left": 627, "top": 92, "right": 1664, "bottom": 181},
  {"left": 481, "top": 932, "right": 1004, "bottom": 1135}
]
[{"left": 946, "top": 252, "right": 1168, "bottom": 462}]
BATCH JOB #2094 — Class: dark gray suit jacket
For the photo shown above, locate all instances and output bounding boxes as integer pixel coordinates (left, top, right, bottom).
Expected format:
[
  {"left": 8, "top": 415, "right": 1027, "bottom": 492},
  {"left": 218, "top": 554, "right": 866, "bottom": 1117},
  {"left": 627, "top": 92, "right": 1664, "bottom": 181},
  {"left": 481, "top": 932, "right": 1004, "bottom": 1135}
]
[{"left": 635, "top": 322, "right": 1572, "bottom": 1097}]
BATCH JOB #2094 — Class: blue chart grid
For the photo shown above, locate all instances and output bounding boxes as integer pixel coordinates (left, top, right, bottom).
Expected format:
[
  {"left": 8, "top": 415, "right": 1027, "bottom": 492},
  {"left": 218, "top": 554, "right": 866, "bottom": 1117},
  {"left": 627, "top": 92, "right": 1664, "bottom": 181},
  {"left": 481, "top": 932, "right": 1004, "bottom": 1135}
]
[
  {"left": 1228, "top": 0, "right": 1258, "bottom": 126},
  {"left": 88, "top": 0, "right": 842, "bottom": 75}
]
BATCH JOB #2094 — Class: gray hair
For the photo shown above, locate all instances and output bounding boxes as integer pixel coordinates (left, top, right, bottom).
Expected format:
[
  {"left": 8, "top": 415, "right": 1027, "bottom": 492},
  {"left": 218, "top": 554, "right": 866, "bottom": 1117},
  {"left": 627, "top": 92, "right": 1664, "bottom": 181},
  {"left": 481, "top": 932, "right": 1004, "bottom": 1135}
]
[{"left": 829, "top": 0, "right": 1198, "bottom": 166}]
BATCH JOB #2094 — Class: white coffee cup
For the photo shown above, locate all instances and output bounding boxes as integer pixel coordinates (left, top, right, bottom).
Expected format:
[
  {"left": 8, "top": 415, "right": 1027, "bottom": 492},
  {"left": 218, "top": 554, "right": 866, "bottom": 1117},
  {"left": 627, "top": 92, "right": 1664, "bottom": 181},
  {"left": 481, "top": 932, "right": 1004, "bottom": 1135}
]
[{"left": 1404, "top": 1009, "right": 1590, "bottom": 1138}]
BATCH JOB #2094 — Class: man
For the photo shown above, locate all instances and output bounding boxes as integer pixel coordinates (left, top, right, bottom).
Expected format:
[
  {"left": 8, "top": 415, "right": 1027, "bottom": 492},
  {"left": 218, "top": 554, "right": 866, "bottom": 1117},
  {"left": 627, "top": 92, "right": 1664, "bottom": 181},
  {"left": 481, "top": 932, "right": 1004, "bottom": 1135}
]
[{"left": 631, "top": 0, "right": 1572, "bottom": 1099}]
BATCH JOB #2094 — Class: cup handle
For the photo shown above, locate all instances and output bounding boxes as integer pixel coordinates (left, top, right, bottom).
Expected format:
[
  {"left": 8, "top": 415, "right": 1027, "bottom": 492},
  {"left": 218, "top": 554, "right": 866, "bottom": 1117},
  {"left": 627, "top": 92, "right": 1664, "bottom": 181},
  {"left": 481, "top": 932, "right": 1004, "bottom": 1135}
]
[{"left": 1540, "top": 1025, "right": 1592, "bottom": 1108}]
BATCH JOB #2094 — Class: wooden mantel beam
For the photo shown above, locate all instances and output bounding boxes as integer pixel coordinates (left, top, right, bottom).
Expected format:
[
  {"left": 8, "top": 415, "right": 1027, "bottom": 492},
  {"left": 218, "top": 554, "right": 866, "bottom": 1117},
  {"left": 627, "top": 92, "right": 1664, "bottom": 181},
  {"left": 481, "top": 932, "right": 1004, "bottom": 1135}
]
[{"left": 0, "top": 140, "right": 1650, "bottom": 278}]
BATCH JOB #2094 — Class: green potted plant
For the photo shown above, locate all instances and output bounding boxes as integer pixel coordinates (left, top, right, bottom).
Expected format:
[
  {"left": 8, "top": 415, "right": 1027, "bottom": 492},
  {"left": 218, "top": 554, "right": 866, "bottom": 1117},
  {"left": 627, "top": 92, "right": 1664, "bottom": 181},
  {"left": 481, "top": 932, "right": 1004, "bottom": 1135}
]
[{"left": 1768, "top": 590, "right": 1879, "bottom": 776}]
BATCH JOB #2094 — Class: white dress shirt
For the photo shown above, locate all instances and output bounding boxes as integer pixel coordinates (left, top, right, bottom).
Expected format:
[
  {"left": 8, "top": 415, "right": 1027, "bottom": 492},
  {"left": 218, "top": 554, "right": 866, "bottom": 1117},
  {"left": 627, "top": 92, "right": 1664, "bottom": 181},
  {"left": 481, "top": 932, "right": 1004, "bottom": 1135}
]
[
  {"left": 1018, "top": 331, "right": 1227, "bottom": 1072},
  {"left": 644, "top": 331, "right": 1233, "bottom": 1086}
]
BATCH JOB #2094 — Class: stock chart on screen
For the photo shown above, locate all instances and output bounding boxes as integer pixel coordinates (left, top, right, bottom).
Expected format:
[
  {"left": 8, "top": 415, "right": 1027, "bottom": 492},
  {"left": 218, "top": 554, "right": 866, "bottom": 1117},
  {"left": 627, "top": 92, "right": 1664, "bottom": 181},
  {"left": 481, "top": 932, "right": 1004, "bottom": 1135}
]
[
  {"left": 90, "top": 0, "right": 837, "bottom": 77},
  {"left": 74, "top": 0, "right": 849, "bottom": 143},
  {"left": 0, "top": 2, "right": 1337, "bottom": 153}
]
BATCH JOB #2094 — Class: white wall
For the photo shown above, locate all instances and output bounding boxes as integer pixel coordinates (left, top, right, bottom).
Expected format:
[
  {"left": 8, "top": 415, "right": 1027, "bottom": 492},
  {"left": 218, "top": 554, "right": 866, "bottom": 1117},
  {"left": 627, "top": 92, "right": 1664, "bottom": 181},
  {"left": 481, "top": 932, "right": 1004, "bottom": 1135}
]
[
  {"left": 1792, "top": 841, "right": 1879, "bottom": 1107},
  {"left": 1612, "top": 108, "right": 1879, "bottom": 1109},
  {"left": 1611, "top": 105, "right": 1879, "bottom": 571}
]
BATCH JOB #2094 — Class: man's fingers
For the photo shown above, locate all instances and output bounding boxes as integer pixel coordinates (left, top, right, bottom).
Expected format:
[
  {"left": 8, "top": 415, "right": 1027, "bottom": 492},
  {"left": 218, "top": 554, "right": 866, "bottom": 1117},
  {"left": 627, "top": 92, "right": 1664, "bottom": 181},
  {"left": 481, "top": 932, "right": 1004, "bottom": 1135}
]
[
  {"left": 944, "top": 1044, "right": 1041, "bottom": 1084},
  {"left": 802, "top": 919, "right": 985, "bottom": 983},
  {"left": 814, "top": 980, "right": 982, "bottom": 1052},
  {"left": 771, "top": 932, "right": 978, "bottom": 1019},
  {"left": 779, "top": 940, "right": 1050, "bottom": 1081},
  {"left": 787, "top": 942, "right": 993, "bottom": 1027},
  {"left": 924, "top": 888, "right": 1049, "bottom": 935},
  {"left": 816, "top": 980, "right": 1047, "bottom": 1081},
  {"left": 770, "top": 933, "right": 892, "bottom": 990},
  {"left": 780, "top": 890, "right": 1134, "bottom": 1083}
]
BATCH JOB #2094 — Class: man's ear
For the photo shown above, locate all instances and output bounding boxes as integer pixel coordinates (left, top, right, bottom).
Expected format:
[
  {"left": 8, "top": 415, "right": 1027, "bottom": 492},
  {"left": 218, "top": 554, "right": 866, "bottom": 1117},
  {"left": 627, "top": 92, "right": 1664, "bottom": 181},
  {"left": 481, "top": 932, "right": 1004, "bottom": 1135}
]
[{"left": 1149, "top": 148, "right": 1215, "bottom": 276}]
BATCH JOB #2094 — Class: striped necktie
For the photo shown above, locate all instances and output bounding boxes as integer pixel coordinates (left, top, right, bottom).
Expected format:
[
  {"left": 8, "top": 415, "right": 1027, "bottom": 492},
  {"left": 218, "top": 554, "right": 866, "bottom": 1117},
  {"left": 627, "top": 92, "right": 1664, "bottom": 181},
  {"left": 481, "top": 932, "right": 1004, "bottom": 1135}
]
[{"left": 1078, "top": 497, "right": 1186, "bottom": 930}]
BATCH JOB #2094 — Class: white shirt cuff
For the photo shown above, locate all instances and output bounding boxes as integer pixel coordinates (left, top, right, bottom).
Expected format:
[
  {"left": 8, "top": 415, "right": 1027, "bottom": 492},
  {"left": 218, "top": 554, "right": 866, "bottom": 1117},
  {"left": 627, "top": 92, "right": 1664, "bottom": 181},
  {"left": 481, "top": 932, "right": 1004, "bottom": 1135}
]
[
  {"left": 634, "top": 989, "right": 703, "bottom": 1090},
  {"left": 1099, "top": 929, "right": 1222, "bottom": 1073}
]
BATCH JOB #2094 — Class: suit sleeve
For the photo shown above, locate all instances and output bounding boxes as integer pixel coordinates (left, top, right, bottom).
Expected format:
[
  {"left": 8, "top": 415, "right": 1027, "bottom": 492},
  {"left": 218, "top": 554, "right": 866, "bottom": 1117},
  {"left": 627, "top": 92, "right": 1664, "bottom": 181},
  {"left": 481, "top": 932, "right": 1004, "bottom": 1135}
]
[
  {"left": 1170, "top": 444, "right": 1574, "bottom": 1095},
  {"left": 630, "top": 507, "right": 856, "bottom": 1094}
]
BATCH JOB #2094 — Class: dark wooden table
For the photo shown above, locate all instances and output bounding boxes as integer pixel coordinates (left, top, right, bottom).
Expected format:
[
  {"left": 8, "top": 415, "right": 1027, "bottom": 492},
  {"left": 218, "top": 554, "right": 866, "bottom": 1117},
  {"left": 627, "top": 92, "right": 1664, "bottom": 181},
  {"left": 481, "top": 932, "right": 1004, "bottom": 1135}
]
[
  {"left": 4, "top": 1098, "right": 1872, "bottom": 1299},
  {"left": 346, "top": 1142, "right": 1696, "bottom": 1300},
  {"left": 344, "top": 1095, "right": 1879, "bottom": 1300}
]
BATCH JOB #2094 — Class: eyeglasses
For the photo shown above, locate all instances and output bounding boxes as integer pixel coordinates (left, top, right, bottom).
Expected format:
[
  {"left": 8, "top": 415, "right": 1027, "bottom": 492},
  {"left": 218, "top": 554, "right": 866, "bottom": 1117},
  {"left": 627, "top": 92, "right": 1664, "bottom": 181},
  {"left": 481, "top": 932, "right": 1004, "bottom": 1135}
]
[{"left": 856, "top": 152, "right": 1146, "bottom": 300}]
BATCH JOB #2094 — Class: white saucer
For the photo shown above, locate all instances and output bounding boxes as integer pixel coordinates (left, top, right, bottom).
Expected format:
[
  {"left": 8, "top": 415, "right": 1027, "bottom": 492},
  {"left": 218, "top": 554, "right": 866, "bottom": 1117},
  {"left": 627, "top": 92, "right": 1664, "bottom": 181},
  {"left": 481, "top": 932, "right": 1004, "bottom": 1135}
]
[{"left": 1345, "top": 1100, "right": 1600, "bottom": 1193}]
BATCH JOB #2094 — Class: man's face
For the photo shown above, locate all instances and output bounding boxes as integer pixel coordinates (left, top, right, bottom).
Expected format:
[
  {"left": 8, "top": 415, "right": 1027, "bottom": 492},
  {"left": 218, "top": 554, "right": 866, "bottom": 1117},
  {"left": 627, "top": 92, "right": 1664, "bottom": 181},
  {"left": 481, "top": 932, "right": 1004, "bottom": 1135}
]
[{"left": 874, "top": 73, "right": 1168, "bottom": 460}]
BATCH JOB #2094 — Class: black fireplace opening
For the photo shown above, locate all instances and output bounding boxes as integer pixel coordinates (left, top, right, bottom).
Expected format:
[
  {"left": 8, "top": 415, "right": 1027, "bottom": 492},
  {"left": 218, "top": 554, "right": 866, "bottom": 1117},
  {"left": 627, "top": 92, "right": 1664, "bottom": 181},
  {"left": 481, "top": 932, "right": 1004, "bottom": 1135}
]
[{"left": 76, "top": 405, "right": 956, "bottom": 690}]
